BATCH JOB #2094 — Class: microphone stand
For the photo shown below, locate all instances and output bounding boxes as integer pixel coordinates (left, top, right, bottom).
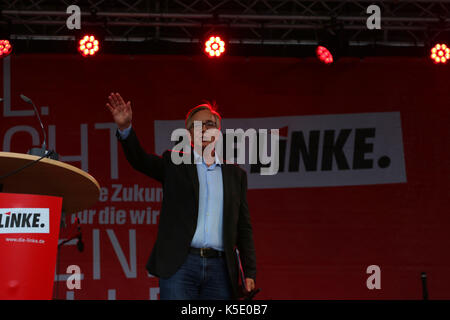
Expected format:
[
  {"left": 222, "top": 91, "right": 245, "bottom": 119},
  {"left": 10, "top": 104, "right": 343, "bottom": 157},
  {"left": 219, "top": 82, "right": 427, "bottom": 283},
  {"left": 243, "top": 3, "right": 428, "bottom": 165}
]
[
  {"left": 58, "top": 232, "right": 82, "bottom": 247},
  {"left": 53, "top": 218, "right": 84, "bottom": 300},
  {"left": 421, "top": 272, "right": 428, "bottom": 300}
]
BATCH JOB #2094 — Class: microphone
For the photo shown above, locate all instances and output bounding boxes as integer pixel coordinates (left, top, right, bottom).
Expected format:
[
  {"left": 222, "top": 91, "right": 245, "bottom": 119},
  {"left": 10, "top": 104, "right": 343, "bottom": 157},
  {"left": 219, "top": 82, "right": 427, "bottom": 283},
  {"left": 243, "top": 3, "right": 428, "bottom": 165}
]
[
  {"left": 76, "top": 218, "right": 84, "bottom": 252},
  {"left": 20, "top": 94, "right": 46, "bottom": 149},
  {"left": 421, "top": 272, "right": 428, "bottom": 300},
  {"left": 20, "top": 94, "right": 58, "bottom": 160}
]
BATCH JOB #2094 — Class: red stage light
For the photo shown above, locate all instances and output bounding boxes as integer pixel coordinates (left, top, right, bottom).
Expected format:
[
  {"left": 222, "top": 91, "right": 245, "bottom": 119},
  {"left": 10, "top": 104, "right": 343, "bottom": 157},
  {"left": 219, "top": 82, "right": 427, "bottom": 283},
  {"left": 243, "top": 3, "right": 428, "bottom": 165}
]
[
  {"left": 430, "top": 43, "right": 449, "bottom": 64},
  {"left": 78, "top": 35, "right": 100, "bottom": 57},
  {"left": 0, "top": 40, "right": 13, "bottom": 58},
  {"left": 205, "top": 36, "right": 225, "bottom": 58},
  {"left": 316, "top": 46, "right": 333, "bottom": 64}
]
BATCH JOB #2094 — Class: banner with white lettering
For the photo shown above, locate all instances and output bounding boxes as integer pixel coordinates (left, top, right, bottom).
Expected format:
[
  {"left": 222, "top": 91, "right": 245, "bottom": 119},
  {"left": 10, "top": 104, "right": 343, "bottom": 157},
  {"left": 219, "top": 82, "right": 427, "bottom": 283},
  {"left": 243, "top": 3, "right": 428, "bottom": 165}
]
[{"left": 154, "top": 112, "right": 407, "bottom": 188}]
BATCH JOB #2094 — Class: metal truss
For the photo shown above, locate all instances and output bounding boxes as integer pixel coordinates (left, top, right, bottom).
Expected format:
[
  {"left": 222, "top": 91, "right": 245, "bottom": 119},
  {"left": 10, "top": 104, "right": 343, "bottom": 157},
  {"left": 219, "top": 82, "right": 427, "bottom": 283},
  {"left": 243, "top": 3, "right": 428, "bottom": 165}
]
[{"left": 1, "top": 1, "right": 450, "bottom": 49}]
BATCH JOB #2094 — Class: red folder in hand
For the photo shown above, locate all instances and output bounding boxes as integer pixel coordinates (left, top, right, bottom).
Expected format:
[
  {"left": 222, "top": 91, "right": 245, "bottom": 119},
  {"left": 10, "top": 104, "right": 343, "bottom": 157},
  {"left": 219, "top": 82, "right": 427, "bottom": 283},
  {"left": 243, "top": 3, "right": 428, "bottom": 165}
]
[
  {"left": 234, "top": 247, "right": 248, "bottom": 292},
  {"left": 235, "top": 247, "right": 261, "bottom": 299}
]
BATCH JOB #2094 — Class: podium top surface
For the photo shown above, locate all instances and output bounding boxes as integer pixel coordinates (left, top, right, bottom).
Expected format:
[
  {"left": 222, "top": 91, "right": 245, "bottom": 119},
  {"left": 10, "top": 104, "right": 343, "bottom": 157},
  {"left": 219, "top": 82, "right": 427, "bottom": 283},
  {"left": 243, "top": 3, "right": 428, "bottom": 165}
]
[{"left": 0, "top": 152, "right": 100, "bottom": 214}]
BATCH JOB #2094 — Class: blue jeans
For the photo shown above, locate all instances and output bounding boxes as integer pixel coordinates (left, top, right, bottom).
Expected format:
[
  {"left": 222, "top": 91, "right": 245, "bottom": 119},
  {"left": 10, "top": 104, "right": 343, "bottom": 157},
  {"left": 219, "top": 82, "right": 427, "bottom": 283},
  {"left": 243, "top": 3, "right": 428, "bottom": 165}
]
[{"left": 159, "top": 253, "right": 232, "bottom": 300}]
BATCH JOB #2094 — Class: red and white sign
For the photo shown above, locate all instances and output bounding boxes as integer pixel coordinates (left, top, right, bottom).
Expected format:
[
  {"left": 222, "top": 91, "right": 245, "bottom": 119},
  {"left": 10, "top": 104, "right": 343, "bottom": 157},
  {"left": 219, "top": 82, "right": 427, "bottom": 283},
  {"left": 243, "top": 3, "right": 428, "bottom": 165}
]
[
  {"left": 0, "top": 193, "right": 62, "bottom": 300},
  {"left": 154, "top": 112, "right": 407, "bottom": 188},
  {"left": 0, "top": 208, "right": 50, "bottom": 234}
]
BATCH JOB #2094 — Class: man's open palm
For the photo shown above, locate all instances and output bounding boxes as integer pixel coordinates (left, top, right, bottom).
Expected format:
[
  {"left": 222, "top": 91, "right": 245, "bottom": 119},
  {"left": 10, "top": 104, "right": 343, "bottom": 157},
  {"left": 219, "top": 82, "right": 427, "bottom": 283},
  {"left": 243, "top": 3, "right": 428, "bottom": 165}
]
[{"left": 106, "top": 92, "right": 132, "bottom": 130}]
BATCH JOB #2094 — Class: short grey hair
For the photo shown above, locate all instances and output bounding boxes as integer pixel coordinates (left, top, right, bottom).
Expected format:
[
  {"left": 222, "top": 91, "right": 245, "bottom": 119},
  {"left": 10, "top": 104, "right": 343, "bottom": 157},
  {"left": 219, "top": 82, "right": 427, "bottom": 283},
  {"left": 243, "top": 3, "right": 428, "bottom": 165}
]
[{"left": 185, "top": 101, "right": 222, "bottom": 130}]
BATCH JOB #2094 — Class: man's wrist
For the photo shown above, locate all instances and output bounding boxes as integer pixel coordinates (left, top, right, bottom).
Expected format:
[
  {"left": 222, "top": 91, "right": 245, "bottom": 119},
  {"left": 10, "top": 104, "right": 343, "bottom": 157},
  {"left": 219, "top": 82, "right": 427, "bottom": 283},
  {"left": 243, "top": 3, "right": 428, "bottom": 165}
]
[
  {"left": 118, "top": 123, "right": 132, "bottom": 131},
  {"left": 117, "top": 124, "right": 132, "bottom": 140}
]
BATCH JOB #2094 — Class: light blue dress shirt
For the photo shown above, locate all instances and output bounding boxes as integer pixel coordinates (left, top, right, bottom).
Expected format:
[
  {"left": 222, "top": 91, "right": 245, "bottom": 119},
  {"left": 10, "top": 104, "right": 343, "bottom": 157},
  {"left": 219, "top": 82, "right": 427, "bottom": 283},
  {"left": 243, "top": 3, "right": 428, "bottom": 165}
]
[
  {"left": 118, "top": 125, "right": 224, "bottom": 251},
  {"left": 118, "top": 125, "right": 132, "bottom": 139},
  {"left": 190, "top": 151, "right": 224, "bottom": 252}
]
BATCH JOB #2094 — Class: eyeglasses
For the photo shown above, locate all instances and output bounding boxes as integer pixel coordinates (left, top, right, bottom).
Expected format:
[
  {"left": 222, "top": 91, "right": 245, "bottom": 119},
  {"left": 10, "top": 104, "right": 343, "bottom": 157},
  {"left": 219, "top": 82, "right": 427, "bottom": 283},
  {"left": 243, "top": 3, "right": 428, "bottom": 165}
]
[{"left": 189, "top": 120, "right": 217, "bottom": 130}]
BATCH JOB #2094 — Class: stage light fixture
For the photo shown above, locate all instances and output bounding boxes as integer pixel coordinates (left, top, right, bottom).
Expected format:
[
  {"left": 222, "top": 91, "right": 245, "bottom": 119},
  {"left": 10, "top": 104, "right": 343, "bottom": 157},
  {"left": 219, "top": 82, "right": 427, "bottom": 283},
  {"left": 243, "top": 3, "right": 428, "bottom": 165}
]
[
  {"left": 204, "top": 36, "right": 226, "bottom": 58},
  {"left": 430, "top": 43, "right": 449, "bottom": 64},
  {"left": 0, "top": 40, "right": 12, "bottom": 58},
  {"left": 78, "top": 34, "right": 100, "bottom": 57},
  {"left": 315, "top": 27, "right": 348, "bottom": 64},
  {"left": 316, "top": 46, "right": 333, "bottom": 64}
]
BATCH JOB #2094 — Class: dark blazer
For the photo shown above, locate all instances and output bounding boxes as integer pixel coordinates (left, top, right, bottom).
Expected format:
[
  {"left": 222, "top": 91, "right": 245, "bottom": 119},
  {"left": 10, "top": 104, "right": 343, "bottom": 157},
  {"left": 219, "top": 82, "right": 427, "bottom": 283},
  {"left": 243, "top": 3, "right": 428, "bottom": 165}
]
[{"left": 117, "top": 127, "right": 256, "bottom": 299}]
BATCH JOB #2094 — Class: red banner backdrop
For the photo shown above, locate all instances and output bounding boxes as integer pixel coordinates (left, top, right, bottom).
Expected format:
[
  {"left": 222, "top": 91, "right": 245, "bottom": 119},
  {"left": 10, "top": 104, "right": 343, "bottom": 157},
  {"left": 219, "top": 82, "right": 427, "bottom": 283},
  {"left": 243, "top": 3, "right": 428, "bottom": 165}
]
[{"left": 1, "top": 54, "right": 449, "bottom": 299}]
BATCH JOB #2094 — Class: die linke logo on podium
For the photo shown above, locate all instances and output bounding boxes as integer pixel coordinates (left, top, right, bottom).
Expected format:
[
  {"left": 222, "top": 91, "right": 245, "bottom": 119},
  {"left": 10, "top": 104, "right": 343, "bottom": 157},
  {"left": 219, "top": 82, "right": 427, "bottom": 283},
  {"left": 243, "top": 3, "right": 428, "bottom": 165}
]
[{"left": 0, "top": 208, "right": 50, "bottom": 234}]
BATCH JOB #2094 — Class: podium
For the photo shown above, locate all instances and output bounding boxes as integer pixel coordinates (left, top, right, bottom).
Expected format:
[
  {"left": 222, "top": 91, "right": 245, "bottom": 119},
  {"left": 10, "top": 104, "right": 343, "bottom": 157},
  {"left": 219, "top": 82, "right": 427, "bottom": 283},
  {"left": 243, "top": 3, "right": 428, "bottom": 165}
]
[{"left": 0, "top": 152, "right": 100, "bottom": 300}]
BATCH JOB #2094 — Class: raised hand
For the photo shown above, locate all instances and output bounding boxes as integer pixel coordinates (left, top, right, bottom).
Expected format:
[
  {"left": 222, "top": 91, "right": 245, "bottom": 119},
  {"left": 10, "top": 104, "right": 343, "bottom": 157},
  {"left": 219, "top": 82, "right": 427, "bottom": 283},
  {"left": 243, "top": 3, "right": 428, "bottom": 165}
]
[{"left": 106, "top": 92, "right": 132, "bottom": 131}]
